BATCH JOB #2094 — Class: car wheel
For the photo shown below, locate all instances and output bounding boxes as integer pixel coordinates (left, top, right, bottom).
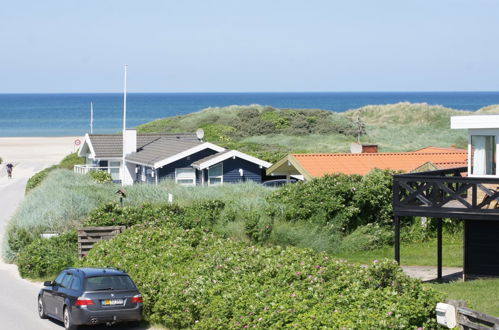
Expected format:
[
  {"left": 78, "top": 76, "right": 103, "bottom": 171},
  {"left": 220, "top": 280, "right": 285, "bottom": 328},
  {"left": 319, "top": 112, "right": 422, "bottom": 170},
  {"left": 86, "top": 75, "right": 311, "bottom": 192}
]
[
  {"left": 63, "top": 307, "right": 78, "bottom": 330},
  {"left": 37, "top": 296, "right": 47, "bottom": 319}
]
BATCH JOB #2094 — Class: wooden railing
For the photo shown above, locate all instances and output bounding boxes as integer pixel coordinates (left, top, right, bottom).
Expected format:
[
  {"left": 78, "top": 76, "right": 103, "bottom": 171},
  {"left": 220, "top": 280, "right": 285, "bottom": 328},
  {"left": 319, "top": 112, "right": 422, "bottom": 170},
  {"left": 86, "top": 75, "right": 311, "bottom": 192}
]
[
  {"left": 74, "top": 165, "right": 119, "bottom": 175},
  {"left": 393, "top": 167, "right": 499, "bottom": 220},
  {"left": 457, "top": 306, "right": 499, "bottom": 329}
]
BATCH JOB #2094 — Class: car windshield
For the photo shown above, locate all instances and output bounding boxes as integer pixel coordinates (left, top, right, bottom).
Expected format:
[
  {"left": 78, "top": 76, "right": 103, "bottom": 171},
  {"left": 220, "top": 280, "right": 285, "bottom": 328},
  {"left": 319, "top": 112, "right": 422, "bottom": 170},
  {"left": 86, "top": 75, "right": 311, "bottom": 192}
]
[{"left": 84, "top": 275, "right": 136, "bottom": 291}]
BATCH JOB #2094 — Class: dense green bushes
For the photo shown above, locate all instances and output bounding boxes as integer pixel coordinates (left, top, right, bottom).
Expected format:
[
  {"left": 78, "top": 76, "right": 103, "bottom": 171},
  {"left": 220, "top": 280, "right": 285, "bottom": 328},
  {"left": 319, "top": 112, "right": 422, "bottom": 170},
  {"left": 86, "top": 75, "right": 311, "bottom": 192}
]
[
  {"left": 88, "top": 170, "right": 112, "bottom": 183},
  {"left": 85, "top": 200, "right": 225, "bottom": 229},
  {"left": 268, "top": 169, "right": 394, "bottom": 233},
  {"left": 81, "top": 221, "right": 442, "bottom": 328},
  {"left": 18, "top": 231, "right": 77, "bottom": 279}
]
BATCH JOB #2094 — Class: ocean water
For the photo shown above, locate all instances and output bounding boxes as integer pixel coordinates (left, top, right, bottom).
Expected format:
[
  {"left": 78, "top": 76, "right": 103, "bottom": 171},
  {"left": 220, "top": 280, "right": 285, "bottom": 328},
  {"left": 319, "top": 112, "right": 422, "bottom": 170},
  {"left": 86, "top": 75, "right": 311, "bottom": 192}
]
[{"left": 0, "top": 92, "right": 498, "bottom": 137}]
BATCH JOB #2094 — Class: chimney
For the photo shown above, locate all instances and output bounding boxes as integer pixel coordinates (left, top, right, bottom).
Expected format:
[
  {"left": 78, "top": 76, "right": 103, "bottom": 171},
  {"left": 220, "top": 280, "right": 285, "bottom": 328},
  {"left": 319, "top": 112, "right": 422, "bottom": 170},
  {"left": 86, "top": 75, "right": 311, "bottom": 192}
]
[
  {"left": 124, "top": 129, "right": 137, "bottom": 156},
  {"left": 361, "top": 144, "right": 378, "bottom": 153}
]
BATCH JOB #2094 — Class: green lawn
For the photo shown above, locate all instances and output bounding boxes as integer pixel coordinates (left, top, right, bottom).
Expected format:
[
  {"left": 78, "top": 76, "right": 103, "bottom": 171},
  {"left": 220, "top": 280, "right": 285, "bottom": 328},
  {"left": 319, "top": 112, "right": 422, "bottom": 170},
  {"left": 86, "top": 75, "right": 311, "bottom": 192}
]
[
  {"left": 426, "top": 279, "right": 499, "bottom": 317},
  {"left": 334, "top": 237, "right": 463, "bottom": 267}
]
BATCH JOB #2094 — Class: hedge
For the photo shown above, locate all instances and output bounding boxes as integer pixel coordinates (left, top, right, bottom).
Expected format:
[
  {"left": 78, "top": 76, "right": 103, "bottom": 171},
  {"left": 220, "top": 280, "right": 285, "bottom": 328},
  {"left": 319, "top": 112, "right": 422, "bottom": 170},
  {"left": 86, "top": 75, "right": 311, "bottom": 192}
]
[{"left": 81, "top": 221, "right": 442, "bottom": 329}]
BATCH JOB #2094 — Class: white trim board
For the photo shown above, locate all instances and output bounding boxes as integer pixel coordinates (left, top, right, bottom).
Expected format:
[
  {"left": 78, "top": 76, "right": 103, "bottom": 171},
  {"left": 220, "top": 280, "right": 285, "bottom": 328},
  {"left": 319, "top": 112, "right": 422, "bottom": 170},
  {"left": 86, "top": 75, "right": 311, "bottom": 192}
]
[
  {"left": 151, "top": 142, "right": 225, "bottom": 169},
  {"left": 78, "top": 133, "right": 96, "bottom": 159},
  {"left": 451, "top": 115, "right": 499, "bottom": 129},
  {"left": 193, "top": 150, "right": 272, "bottom": 170}
]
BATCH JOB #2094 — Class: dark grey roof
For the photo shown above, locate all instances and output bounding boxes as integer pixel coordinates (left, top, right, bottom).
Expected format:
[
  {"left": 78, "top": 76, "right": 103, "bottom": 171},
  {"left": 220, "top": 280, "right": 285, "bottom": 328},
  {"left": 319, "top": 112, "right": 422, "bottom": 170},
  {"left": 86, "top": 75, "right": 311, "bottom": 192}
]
[
  {"left": 125, "top": 138, "right": 203, "bottom": 166},
  {"left": 88, "top": 133, "right": 199, "bottom": 158},
  {"left": 191, "top": 150, "right": 233, "bottom": 167}
]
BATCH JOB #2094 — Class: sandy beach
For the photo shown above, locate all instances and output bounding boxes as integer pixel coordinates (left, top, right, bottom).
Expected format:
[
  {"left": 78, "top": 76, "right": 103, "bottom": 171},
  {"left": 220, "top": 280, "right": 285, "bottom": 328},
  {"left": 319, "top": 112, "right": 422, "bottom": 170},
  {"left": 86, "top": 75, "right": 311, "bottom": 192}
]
[{"left": 0, "top": 136, "right": 81, "bottom": 180}]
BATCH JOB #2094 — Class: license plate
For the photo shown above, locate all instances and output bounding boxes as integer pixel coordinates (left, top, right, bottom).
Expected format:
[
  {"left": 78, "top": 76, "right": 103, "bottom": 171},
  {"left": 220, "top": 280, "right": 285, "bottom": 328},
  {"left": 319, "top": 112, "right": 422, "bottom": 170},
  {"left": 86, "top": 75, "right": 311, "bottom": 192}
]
[{"left": 102, "top": 299, "right": 124, "bottom": 306}]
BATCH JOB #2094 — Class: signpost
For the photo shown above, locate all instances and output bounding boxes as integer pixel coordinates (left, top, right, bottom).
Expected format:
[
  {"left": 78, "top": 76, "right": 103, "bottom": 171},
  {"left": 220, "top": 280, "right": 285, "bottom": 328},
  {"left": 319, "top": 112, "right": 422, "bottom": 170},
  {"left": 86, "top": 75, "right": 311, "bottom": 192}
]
[{"left": 74, "top": 138, "right": 81, "bottom": 152}]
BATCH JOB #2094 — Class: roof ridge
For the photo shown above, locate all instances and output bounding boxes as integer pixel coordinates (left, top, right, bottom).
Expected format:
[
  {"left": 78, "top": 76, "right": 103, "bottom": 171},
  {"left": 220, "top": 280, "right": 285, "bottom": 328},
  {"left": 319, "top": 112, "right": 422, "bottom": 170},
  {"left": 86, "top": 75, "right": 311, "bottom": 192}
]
[{"left": 292, "top": 151, "right": 467, "bottom": 157}]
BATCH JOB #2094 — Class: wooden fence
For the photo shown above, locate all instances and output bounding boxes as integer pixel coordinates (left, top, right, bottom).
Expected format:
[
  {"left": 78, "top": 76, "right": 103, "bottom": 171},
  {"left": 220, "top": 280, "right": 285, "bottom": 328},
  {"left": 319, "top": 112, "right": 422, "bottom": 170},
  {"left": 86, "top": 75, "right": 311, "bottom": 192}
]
[
  {"left": 78, "top": 226, "right": 125, "bottom": 258},
  {"left": 457, "top": 306, "right": 499, "bottom": 329}
]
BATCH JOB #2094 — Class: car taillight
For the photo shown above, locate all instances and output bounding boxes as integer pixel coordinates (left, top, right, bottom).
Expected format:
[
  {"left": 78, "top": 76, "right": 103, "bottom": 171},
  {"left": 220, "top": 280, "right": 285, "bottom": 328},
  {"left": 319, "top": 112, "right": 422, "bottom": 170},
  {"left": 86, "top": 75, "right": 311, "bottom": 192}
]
[
  {"left": 131, "top": 294, "right": 143, "bottom": 303},
  {"left": 75, "top": 297, "right": 95, "bottom": 306}
]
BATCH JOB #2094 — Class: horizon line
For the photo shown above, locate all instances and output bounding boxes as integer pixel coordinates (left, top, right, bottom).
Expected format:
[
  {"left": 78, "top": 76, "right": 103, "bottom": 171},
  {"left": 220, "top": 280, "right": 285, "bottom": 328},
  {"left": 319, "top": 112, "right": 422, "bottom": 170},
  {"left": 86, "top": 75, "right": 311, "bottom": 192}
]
[{"left": 0, "top": 90, "right": 498, "bottom": 95}]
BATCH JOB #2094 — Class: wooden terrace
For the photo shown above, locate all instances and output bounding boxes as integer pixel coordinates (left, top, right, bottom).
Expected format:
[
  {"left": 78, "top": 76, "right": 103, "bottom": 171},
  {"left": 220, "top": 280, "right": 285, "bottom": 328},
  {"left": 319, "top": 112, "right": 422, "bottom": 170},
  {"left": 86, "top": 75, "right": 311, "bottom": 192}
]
[{"left": 392, "top": 167, "right": 499, "bottom": 281}]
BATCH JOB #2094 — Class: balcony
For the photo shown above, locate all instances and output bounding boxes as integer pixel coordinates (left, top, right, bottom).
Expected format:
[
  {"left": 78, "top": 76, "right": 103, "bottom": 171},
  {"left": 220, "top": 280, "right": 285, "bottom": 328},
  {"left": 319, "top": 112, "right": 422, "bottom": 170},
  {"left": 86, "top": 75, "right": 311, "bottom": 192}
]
[
  {"left": 393, "top": 167, "right": 499, "bottom": 221},
  {"left": 74, "top": 165, "right": 121, "bottom": 182}
]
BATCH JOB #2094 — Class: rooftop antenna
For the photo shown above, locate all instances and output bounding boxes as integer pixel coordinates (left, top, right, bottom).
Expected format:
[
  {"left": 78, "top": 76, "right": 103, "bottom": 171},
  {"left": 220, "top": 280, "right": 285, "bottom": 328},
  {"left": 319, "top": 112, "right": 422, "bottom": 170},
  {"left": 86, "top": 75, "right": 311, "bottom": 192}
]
[
  {"left": 90, "top": 102, "right": 94, "bottom": 134},
  {"left": 355, "top": 116, "right": 366, "bottom": 144},
  {"left": 122, "top": 65, "right": 128, "bottom": 187}
]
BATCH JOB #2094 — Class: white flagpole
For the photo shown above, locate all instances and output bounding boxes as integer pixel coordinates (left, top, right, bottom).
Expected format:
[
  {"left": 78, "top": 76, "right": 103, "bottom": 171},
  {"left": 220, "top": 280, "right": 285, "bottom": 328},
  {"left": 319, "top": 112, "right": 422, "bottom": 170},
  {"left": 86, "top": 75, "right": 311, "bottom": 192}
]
[
  {"left": 90, "top": 102, "right": 94, "bottom": 134},
  {"left": 122, "top": 65, "right": 128, "bottom": 186}
]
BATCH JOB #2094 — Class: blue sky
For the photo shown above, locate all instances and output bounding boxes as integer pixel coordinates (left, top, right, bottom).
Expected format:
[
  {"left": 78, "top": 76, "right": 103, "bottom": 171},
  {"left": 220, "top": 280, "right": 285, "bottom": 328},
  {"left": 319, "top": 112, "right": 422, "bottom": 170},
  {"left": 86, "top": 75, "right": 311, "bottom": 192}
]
[{"left": 1, "top": 0, "right": 498, "bottom": 93}]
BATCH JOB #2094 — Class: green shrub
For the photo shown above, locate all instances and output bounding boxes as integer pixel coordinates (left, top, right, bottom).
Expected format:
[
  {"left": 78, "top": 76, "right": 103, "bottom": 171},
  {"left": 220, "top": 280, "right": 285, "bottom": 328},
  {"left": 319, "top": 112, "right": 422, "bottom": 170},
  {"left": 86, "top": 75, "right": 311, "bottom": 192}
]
[
  {"left": 352, "top": 169, "right": 395, "bottom": 227},
  {"left": 85, "top": 200, "right": 225, "bottom": 229},
  {"left": 268, "top": 174, "right": 362, "bottom": 232},
  {"left": 268, "top": 170, "right": 395, "bottom": 234},
  {"left": 88, "top": 170, "right": 113, "bottom": 183},
  {"left": 17, "top": 231, "right": 78, "bottom": 279},
  {"left": 340, "top": 223, "right": 394, "bottom": 253},
  {"left": 81, "top": 222, "right": 442, "bottom": 329},
  {"left": 269, "top": 220, "right": 342, "bottom": 253}
]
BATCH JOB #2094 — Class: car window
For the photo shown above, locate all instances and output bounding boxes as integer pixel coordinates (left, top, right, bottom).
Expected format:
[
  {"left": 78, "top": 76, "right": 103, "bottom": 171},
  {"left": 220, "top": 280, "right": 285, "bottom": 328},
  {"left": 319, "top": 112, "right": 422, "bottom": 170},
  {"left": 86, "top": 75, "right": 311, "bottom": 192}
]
[
  {"left": 60, "top": 273, "right": 73, "bottom": 288},
  {"left": 54, "top": 272, "right": 66, "bottom": 286},
  {"left": 85, "top": 276, "right": 136, "bottom": 291},
  {"left": 70, "top": 276, "right": 81, "bottom": 291}
]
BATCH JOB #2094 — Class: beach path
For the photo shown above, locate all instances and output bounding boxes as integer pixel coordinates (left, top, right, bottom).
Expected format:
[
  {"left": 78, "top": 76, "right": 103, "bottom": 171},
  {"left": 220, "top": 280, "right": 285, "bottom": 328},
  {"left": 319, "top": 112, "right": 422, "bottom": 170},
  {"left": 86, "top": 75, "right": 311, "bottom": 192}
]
[
  {"left": 0, "top": 137, "right": 155, "bottom": 329},
  {"left": 0, "top": 137, "right": 78, "bottom": 329}
]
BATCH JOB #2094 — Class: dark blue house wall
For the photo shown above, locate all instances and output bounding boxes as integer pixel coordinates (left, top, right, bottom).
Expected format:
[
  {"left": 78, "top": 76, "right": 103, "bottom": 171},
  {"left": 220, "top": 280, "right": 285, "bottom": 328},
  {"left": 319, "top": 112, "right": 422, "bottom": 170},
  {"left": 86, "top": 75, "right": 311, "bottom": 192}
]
[
  {"left": 158, "top": 149, "right": 218, "bottom": 181},
  {"left": 222, "top": 157, "right": 264, "bottom": 183}
]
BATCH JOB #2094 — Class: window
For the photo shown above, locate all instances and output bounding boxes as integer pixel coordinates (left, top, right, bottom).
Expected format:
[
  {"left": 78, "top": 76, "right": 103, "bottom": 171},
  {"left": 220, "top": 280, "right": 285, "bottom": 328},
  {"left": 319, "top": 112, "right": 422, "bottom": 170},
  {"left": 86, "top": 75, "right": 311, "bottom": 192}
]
[
  {"left": 60, "top": 273, "right": 73, "bottom": 288},
  {"left": 208, "top": 163, "right": 223, "bottom": 185},
  {"left": 471, "top": 135, "right": 496, "bottom": 175},
  {"left": 84, "top": 276, "right": 136, "bottom": 291},
  {"left": 54, "top": 272, "right": 66, "bottom": 286},
  {"left": 109, "top": 161, "right": 121, "bottom": 181},
  {"left": 175, "top": 168, "right": 196, "bottom": 186},
  {"left": 70, "top": 276, "right": 81, "bottom": 291}
]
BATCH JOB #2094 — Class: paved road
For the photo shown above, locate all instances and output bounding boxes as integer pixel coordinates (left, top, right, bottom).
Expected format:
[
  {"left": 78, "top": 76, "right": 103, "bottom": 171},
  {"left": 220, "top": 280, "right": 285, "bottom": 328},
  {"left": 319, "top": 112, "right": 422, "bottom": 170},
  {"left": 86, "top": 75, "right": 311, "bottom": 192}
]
[
  {"left": 0, "top": 138, "right": 152, "bottom": 329},
  {"left": 0, "top": 166, "right": 63, "bottom": 329}
]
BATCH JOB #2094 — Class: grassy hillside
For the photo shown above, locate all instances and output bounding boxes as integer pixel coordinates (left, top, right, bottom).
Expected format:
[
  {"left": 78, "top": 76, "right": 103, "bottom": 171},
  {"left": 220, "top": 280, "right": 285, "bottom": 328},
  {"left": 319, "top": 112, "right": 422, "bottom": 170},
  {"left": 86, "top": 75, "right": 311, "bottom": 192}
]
[{"left": 137, "top": 102, "right": 499, "bottom": 161}]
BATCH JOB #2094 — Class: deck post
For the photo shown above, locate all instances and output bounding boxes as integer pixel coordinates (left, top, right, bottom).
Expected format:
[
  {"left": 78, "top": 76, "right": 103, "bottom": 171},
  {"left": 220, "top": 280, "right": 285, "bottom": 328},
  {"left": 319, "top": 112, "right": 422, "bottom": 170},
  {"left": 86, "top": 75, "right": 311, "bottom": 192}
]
[
  {"left": 437, "top": 218, "right": 443, "bottom": 282},
  {"left": 394, "top": 216, "right": 400, "bottom": 264}
]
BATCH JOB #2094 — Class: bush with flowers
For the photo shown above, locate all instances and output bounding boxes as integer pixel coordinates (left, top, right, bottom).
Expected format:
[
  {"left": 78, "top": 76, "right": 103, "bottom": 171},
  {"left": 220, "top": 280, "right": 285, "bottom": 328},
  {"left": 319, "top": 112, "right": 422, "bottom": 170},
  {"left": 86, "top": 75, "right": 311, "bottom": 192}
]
[{"left": 81, "top": 220, "right": 442, "bottom": 329}]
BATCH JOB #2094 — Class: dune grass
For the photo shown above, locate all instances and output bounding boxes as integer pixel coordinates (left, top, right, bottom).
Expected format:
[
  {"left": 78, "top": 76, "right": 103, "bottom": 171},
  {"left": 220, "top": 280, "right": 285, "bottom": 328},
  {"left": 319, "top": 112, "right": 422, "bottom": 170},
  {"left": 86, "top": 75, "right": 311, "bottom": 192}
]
[{"left": 137, "top": 102, "right": 494, "bottom": 158}]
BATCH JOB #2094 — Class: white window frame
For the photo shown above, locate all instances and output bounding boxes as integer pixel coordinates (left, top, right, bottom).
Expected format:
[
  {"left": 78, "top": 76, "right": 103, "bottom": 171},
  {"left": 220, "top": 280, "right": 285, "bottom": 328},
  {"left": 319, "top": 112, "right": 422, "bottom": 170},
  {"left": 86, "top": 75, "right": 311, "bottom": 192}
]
[
  {"left": 109, "top": 161, "right": 121, "bottom": 181},
  {"left": 208, "top": 163, "right": 223, "bottom": 186},
  {"left": 175, "top": 168, "right": 196, "bottom": 186},
  {"left": 469, "top": 129, "right": 499, "bottom": 177}
]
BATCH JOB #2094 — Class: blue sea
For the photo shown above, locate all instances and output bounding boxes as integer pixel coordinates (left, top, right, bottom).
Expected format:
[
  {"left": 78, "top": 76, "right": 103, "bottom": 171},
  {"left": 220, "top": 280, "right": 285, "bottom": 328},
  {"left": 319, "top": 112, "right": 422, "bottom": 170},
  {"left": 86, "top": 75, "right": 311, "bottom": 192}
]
[{"left": 0, "top": 92, "right": 499, "bottom": 137}]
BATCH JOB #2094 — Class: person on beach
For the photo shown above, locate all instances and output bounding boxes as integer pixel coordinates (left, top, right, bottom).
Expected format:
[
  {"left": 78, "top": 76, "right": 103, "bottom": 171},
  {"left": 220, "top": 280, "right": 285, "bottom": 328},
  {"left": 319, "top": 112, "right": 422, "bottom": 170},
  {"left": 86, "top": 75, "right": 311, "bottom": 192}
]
[{"left": 6, "top": 163, "right": 13, "bottom": 178}]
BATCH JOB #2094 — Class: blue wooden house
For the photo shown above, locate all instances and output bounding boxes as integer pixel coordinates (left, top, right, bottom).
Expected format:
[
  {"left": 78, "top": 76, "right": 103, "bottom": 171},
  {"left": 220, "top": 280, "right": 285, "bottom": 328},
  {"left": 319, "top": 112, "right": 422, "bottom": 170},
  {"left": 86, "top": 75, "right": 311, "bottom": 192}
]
[{"left": 76, "top": 129, "right": 271, "bottom": 185}]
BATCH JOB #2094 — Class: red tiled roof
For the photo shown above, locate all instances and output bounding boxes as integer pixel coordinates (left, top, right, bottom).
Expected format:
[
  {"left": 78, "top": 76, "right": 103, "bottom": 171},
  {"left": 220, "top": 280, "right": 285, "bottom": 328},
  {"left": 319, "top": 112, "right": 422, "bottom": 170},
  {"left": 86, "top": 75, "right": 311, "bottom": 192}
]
[
  {"left": 414, "top": 146, "right": 467, "bottom": 153},
  {"left": 291, "top": 151, "right": 468, "bottom": 177},
  {"left": 433, "top": 161, "right": 468, "bottom": 170}
]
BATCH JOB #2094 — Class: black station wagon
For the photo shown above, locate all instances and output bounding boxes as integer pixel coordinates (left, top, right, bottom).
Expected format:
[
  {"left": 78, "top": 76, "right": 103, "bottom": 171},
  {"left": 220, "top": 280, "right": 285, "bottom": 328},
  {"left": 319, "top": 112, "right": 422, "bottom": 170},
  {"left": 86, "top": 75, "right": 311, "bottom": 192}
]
[{"left": 38, "top": 268, "right": 143, "bottom": 330}]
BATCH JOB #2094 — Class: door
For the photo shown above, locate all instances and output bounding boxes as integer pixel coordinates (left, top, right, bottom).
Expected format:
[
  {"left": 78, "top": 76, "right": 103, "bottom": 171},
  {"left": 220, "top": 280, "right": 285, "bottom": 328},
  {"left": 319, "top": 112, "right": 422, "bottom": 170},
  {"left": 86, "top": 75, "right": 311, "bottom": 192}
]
[
  {"left": 465, "top": 220, "right": 499, "bottom": 277},
  {"left": 44, "top": 271, "right": 66, "bottom": 317},
  {"left": 53, "top": 272, "right": 73, "bottom": 319}
]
